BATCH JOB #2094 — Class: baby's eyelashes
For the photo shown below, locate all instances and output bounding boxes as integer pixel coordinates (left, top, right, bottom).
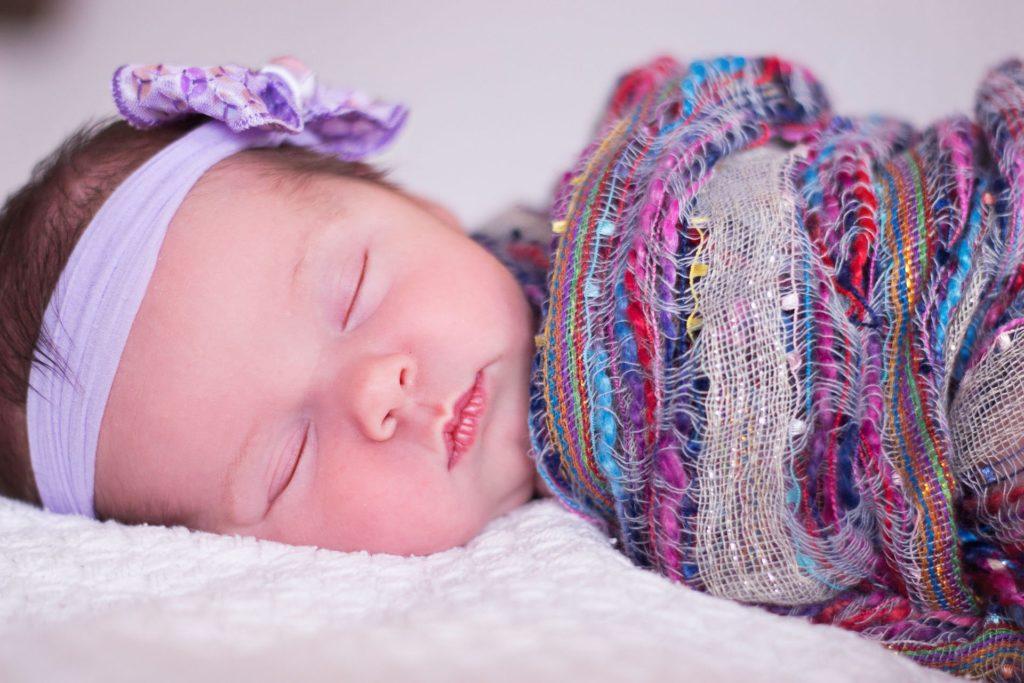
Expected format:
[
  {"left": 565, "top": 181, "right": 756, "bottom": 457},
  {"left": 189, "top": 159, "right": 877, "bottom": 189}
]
[{"left": 341, "top": 250, "right": 369, "bottom": 329}]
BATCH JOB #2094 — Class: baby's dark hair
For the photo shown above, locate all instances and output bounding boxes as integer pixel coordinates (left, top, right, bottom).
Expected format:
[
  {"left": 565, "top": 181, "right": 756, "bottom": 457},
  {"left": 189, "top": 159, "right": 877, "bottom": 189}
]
[{"left": 0, "top": 117, "right": 402, "bottom": 509}]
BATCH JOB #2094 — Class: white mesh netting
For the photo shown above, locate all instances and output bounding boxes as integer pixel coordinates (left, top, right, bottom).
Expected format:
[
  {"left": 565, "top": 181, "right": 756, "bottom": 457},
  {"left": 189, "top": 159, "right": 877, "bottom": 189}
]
[
  {"left": 690, "top": 144, "right": 839, "bottom": 605},
  {"left": 950, "top": 325, "right": 1024, "bottom": 545}
]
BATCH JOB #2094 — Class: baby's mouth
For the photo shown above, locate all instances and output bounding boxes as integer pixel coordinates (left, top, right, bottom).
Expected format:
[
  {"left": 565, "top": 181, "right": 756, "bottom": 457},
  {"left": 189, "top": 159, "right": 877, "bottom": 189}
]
[{"left": 444, "top": 369, "right": 487, "bottom": 470}]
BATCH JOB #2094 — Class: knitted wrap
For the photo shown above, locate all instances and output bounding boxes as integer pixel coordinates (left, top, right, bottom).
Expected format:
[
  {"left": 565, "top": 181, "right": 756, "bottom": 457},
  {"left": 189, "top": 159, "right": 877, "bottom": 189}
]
[{"left": 528, "top": 54, "right": 1024, "bottom": 680}]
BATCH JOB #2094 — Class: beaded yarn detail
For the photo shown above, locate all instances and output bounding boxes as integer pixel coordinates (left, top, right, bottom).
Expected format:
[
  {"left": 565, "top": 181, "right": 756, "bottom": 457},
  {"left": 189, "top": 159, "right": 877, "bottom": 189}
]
[{"left": 528, "top": 54, "right": 1024, "bottom": 680}]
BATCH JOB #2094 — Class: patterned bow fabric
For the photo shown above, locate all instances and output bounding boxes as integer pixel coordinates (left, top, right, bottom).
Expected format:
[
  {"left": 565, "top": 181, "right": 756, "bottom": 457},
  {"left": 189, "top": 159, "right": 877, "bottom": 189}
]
[{"left": 111, "top": 58, "right": 408, "bottom": 160}]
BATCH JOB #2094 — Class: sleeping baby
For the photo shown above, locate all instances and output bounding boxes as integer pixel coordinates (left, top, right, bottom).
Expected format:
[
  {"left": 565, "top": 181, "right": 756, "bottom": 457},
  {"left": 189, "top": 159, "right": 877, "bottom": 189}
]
[
  {"left": 0, "top": 57, "right": 553, "bottom": 558},
  {"left": 1, "top": 54, "right": 1022, "bottom": 679}
]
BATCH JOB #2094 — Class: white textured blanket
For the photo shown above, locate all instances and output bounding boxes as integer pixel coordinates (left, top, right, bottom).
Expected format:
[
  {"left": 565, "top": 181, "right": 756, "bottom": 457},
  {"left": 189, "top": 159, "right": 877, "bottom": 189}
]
[{"left": 0, "top": 494, "right": 951, "bottom": 682}]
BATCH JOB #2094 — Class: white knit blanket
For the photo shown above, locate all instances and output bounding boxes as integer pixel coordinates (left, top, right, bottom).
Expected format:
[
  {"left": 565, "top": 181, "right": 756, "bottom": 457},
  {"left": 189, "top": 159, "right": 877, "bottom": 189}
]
[{"left": 0, "top": 494, "right": 952, "bottom": 682}]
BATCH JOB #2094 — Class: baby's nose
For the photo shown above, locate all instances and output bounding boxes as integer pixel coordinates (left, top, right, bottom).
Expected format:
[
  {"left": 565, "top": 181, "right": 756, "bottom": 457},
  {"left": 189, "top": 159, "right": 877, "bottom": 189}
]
[{"left": 350, "top": 353, "right": 416, "bottom": 441}]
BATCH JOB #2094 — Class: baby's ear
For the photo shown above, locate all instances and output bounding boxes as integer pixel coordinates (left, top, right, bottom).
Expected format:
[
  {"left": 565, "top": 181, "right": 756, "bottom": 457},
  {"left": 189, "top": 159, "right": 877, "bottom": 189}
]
[{"left": 406, "top": 193, "right": 463, "bottom": 232}]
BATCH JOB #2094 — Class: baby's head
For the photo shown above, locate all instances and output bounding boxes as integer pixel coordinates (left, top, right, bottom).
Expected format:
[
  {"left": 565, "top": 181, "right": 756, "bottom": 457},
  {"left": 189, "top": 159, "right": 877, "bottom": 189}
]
[{"left": 0, "top": 64, "right": 539, "bottom": 556}]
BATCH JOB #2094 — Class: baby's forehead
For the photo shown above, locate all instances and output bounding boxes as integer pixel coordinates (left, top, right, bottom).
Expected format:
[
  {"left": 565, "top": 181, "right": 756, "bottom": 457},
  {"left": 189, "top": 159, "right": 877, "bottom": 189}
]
[
  {"left": 191, "top": 151, "right": 405, "bottom": 218},
  {"left": 189, "top": 152, "right": 323, "bottom": 199},
  {"left": 166, "top": 159, "right": 433, "bottom": 278},
  {"left": 187, "top": 154, "right": 403, "bottom": 229}
]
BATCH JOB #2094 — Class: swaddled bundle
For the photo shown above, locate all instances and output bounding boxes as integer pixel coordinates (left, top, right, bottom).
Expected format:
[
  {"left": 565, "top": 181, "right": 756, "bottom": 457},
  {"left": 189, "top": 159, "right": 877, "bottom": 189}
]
[{"left": 528, "top": 54, "right": 1024, "bottom": 679}]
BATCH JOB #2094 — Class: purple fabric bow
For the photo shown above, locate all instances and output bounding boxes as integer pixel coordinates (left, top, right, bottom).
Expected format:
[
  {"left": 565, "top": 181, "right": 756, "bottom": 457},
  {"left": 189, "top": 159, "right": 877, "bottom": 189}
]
[{"left": 111, "top": 59, "right": 408, "bottom": 160}]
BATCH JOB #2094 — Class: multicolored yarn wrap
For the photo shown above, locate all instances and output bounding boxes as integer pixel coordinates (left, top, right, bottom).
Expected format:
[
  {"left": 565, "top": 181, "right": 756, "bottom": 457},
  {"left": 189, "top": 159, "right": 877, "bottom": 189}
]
[{"left": 528, "top": 54, "right": 1024, "bottom": 680}]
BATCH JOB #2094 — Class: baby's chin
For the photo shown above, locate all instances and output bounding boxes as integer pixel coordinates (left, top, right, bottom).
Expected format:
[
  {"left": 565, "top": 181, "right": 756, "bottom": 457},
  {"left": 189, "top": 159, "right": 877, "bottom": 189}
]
[{"left": 532, "top": 467, "right": 555, "bottom": 499}]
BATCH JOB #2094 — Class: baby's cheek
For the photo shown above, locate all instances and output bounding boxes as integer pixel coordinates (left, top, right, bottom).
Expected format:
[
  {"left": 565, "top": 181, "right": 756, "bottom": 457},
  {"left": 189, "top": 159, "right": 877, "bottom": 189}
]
[{"left": 325, "top": 471, "right": 489, "bottom": 555}]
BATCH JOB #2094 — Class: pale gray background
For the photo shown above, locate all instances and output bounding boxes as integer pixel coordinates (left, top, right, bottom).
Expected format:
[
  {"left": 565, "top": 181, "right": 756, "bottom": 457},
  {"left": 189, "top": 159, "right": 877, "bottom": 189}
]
[{"left": 1, "top": 0, "right": 1021, "bottom": 227}]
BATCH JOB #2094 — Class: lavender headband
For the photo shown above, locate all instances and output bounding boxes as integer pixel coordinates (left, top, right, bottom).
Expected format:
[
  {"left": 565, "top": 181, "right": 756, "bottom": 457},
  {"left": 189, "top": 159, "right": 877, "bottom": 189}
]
[{"left": 26, "top": 59, "right": 408, "bottom": 517}]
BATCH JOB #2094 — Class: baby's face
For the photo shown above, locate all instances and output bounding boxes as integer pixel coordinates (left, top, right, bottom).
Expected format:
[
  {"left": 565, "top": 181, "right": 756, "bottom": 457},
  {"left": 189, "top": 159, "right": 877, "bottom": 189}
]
[{"left": 94, "top": 157, "right": 538, "bottom": 555}]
